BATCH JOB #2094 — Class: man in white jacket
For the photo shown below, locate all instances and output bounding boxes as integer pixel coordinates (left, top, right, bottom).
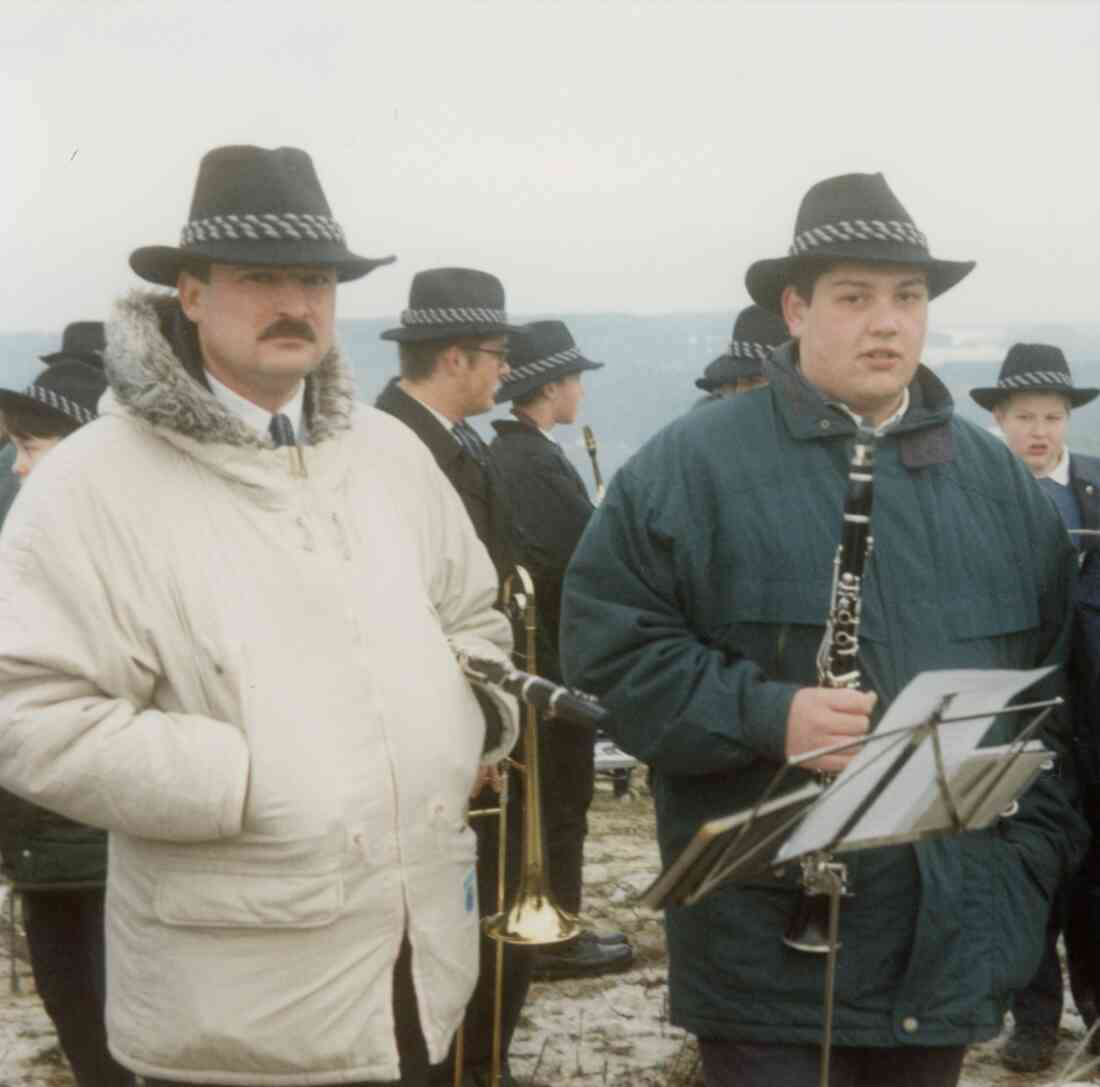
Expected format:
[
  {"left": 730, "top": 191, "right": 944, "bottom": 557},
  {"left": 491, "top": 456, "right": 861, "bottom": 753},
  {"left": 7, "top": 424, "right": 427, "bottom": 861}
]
[{"left": 0, "top": 145, "right": 519, "bottom": 1087}]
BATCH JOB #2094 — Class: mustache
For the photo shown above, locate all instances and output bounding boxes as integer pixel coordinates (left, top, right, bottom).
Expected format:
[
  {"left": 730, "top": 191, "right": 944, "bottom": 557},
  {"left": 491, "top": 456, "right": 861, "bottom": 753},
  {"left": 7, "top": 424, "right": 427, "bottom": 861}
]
[{"left": 259, "top": 319, "right": 316, "bottom": 342}]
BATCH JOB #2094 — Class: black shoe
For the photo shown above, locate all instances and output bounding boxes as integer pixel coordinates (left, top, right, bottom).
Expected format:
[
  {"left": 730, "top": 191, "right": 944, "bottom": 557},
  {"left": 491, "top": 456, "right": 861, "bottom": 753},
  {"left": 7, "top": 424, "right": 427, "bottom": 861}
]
[
  {"left": 532, "top": 930, "right": 635, "bottom": 980},
  {"left": 1002, "top": 1027, "right": 1058, "bottom": 1073},
  {"left": 588, "top": 927, "right": 630, "bottom": 947}
]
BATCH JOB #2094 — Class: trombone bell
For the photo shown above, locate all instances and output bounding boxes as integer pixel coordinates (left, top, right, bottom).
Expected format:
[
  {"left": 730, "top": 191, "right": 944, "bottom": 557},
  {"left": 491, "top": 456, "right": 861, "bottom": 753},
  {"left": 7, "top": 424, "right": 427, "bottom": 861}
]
[{"left": 484, "top": 884, "right": 577, "bottom": 946}]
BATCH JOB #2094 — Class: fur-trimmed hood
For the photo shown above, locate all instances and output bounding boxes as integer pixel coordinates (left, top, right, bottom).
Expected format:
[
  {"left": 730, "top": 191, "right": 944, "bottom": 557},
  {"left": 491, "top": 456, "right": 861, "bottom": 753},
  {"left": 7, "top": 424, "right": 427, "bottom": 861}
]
[{"left": 103, "top": 290, "right": 357, "bottom": 448}]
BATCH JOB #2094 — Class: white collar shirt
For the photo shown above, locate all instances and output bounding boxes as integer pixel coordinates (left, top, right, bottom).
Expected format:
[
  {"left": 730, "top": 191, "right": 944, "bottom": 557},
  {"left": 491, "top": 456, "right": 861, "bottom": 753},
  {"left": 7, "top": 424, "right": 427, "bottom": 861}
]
[
  {"left": 207, "top": 373, "right": 307, "bottom": 442},
  {"left": 830, "top": 388, "right": 911, "bottom": 436},
  {"left": 1037, "top": 446, "right": 1071, "bottom": 486}
]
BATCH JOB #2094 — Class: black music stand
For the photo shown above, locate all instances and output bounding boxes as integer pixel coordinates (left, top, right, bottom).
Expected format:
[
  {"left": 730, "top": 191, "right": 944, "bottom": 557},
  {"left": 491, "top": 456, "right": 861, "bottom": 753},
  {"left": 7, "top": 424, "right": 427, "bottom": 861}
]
[{"left": 639, "top": 666, "right": 1063, "bottom": 1087}]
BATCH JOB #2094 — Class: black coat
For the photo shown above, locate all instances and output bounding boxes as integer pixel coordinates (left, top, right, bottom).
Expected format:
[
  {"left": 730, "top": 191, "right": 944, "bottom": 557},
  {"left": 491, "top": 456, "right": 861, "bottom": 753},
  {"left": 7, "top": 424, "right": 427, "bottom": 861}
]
[
  {"left": 374, "top": 380, "right": 515, "bottom": 582},
  {"left": 1068, "top": 452, "right": 1100, "bottom": 783},
  {"left": 489, "top": 418, "right": 595, "bottom": 682},
  {"left": 1064, "top": 453, "right": 1100, "bottom": 1008}
]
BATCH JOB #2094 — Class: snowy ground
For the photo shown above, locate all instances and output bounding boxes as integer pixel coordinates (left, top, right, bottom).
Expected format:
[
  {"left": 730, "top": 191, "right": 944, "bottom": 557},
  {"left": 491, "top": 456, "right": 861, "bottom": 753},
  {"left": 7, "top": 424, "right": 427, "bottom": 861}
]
[{"left": 1, "top": 784, "right": 1097, "bottom": 1085}]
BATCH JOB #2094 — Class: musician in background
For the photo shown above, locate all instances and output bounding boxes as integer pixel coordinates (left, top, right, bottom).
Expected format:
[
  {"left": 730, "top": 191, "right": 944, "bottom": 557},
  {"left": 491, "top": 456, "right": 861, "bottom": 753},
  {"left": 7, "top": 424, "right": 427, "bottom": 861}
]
[
  {"left": 375, "top": 267, "right": 531, "bottom": 1087},
  {"left": 0, "top": 322, "right": 106, "bottom": 522},
  {"left": 970, "top": 343, "right": 1100, "bottom": 1073},
  {"left": 561, "top": 172, "right": 1086, "bottom": 1087},
  {"left": 488, "top": 320, "right": 634, "bottom": 980},
  {"left": 693, "top": 304, "right": 789, "bottom": 405}
]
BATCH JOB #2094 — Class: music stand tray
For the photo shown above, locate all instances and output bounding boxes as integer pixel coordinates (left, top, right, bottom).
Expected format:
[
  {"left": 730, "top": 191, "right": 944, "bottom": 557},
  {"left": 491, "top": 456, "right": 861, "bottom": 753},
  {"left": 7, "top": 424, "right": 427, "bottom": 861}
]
[{"left": 639, "top": 781, "right": 822, "bottom": 911}]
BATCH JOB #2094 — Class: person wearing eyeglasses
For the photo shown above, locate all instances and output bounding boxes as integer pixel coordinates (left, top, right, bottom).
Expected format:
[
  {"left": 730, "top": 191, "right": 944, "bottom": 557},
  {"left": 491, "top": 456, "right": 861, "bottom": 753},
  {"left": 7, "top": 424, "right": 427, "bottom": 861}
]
[{"left": 376, "top": 267, "right": 529, "bottom": 1087}]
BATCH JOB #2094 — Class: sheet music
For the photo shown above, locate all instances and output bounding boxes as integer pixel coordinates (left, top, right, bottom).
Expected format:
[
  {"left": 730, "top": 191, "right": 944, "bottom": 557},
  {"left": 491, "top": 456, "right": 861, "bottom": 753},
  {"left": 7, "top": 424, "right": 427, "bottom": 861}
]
[{"left": 775, "top": 667, "right": 1054, "bottom": 862}]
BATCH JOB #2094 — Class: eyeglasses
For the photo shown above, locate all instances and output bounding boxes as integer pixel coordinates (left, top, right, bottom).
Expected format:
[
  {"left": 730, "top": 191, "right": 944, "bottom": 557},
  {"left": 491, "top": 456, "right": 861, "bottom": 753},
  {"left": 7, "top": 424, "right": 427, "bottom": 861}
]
[{"left": 470, "top": 346, "right": 510, "bottom": 363}]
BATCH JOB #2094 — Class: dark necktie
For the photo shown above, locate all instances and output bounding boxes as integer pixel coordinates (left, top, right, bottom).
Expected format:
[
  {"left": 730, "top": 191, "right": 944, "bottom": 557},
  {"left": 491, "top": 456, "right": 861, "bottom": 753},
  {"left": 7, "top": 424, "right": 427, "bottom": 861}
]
[
  {"left": 453, "top": 421, "right": 487, "bottom": 468},
  {"left": 269, "top": 413, "right": 296, "bottom": 448}
]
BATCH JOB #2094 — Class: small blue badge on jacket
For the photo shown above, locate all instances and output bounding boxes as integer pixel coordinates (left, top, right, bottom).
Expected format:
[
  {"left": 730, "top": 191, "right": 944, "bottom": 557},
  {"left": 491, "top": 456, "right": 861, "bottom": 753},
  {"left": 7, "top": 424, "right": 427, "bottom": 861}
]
[{"left": 464, "top": 868, "right": 477, "bottom": 915}]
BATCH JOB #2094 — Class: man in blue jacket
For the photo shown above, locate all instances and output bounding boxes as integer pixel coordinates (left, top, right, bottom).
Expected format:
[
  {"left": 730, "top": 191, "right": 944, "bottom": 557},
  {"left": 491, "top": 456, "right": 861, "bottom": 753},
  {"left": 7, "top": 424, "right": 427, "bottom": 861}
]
[
  {"left": 561, "top": 173, "right": 1087, "bottom": 1087},
  {"left": 971, "top": 344, "right": 1100, "bottom": 1072}
]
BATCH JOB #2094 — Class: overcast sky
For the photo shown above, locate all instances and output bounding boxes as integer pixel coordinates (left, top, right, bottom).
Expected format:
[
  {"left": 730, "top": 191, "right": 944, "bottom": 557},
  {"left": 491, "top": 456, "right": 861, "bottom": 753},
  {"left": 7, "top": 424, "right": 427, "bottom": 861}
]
[{"left": 3, "top": 1, "right": 1098, "bottom": 334}]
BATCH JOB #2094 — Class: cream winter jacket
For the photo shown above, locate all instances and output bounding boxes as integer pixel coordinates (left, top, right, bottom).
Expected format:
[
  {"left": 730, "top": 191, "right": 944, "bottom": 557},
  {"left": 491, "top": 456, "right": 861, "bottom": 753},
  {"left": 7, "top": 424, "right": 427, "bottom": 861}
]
[{"left": 0, "top": 292, "right": 519, "bottom": 1083}]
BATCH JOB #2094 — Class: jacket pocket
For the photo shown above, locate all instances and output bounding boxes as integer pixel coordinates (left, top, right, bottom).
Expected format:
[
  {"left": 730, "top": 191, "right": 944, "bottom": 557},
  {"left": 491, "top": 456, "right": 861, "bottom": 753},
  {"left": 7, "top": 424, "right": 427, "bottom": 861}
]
[{"left": 155, "top": 870, "right": 344, "bottom": 929}]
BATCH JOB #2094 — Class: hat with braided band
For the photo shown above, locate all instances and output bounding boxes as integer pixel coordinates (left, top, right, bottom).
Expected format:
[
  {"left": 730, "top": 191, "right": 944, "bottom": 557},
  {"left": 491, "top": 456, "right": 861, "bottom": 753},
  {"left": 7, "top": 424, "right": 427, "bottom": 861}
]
[
  {"left": 0, "top": 361, "right": 107, "bottom": 430},
  {"left": 695, "top": 305, "right": 789, "bottom": 391},
  {"left": 381, "top": 267, "right": 523, "bottom": 343},
  {"left": 130, "top": 145, "right": 395, "bottom": 286},
  {"left": 745, "top": 172, "right": 974, "bottom": 315},
  {"left": 970, "top": 343, "right": 1098, "bottom": 410},
  {"left": 494, "top": 320, "right": 603, "bottom": 403}
]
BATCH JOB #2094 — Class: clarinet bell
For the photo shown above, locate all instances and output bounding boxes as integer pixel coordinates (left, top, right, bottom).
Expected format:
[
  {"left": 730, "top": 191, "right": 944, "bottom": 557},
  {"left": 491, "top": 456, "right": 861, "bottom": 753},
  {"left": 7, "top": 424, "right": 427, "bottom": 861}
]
[{"left": 783, "top": 891, "right": 839, "bottom": 955}]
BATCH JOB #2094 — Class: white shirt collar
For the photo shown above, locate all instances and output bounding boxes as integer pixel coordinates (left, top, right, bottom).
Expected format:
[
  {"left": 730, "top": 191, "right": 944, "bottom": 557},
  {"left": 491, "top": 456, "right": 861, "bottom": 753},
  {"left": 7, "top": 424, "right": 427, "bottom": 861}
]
[
  {"left": 206, "top": 372, "right": 306, "bottom": 442},
  {"left": 1037, "top": 446, "right": 1071, "bottom": 486},
  {"left": 830, "top": 389, "right": 910, "bottom": 436}
]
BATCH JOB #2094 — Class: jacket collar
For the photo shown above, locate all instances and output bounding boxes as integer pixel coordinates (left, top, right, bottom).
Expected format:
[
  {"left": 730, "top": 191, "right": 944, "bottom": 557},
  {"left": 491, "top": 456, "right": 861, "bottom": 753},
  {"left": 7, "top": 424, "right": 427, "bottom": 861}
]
[
  {"left": 766, "top": 340, "right": 956, "bottom": 469},
  {"left": 374, "top": 378, "right": 463, "bottom": 470},
  {"left": 1070, "top": 453, "right": 1100, "bottom": 537},
  {"left": 491, "top": 417, "right": 546, "bottom": 441},
  {"left": 103, "top": 291, "right": 354, "bottom": 450}
]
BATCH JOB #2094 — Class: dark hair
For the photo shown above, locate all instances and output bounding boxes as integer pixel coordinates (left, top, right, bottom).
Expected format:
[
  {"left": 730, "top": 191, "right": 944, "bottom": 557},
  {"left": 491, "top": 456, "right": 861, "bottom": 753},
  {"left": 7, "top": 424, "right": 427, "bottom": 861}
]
[
  {"left": 1, "top": 402, "right": 81, "bottom": 442},
  {"left": 180, "top": 260, "right": 211, "bottom": 283},
  {"left": 789, "top": 259, "right": 836, "bottom": 304},
  {"left": 398, "top": 337, "right": 489, "bottom": 382},
  {"left": 513, "top": 387, "right": 548, "bottom": 409},
  {"left": 789, "top": 258, "right": 930, "bottom": 304}
]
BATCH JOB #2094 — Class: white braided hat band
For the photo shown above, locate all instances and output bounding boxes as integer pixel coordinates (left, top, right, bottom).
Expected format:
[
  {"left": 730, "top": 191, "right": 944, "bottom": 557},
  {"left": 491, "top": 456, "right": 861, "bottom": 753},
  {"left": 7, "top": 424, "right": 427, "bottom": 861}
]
[
  {"left": 789, "top": 218, "right": 928, "bottom": 257},
  {"left": 501, "top": 347, "right": 583, "bottom": 385},
  {"left": 19, "top": 385, "right": 96, "bottom": 426},
  {"left": 180, "top": 212, "right": 346, "bottom": 247},
  {"left": 400, "top": 305, "right": 510, "bottom": 327}
]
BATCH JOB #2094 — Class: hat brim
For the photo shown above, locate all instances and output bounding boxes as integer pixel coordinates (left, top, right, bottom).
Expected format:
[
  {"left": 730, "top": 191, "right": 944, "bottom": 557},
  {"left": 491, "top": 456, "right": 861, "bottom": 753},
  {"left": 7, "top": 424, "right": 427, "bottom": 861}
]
[
  {"left": 969, "top": 385, "right": 1100, "bottom": 411},
  {"left": 745, "top": 249, "right": 976, "bottom": 315},
  {"left": 0, "top": 388, "right": 73, "bottom": 423},
  {"left": 130, "top": 242, "right": 396, "bottom": 287},
  {"left": 695, "top": 352, "right": 765, "bottom": 391},
  {"left": 39, "top": 350, "right": 105, "bottom": 369},
  {"left": 495, "top": 358, "right": 603, "bottom": 404},
  {"left": 381, "top": 321, "right": 525, "bottom": 344}
]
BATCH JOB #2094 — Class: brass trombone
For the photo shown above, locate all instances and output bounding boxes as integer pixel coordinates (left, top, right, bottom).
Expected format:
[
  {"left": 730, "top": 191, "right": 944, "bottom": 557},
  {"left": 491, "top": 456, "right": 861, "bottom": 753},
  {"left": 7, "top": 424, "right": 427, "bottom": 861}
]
[{"left": 455, "top": 566, "right": 579, "bottom": 1087}]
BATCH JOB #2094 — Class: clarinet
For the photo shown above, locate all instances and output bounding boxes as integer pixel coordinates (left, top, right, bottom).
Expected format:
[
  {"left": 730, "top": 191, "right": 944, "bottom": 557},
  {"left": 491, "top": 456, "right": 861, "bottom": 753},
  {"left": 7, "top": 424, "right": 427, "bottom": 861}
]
[
  {"left": 456, "top": 652, "right": 608, "bottom": 728},
  {"left": 783, "top": 426, "right": 876, "bottom": 955},
  {"left": 816, "top": 427, "right": 876, "bottom": 690}
]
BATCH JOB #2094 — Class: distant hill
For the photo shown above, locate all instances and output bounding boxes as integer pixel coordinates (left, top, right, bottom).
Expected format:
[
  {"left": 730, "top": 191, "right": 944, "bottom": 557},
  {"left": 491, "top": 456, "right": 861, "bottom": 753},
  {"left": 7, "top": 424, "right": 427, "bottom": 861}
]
[{"left": 4, "top": 315, "right": 1100, "bottom": 478}]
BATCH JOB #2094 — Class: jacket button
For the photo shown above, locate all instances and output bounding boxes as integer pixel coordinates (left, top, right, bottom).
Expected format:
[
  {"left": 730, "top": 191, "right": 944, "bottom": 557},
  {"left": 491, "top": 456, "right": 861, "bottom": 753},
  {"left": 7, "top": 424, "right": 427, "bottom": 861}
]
[
  {"left": 901, "top": 1016, "right": 919, "bottom": 1034},
  {"left": 819, "top": 420, "right": 831, "bottom": 430}
]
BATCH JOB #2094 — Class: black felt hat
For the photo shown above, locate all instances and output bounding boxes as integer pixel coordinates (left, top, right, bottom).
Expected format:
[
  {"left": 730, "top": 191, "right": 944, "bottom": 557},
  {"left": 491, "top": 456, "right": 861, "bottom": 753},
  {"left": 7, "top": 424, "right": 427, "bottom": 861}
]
[
  {"left": 40, "top": 321, "right": 106, "bottom": 369},
  {"left": 130, "top": 145, "right": 395, "bottom": 287},
  {"left": 745, "top": 173, "right": 975, "bottom": 315},
  {"left": 695, "top": 305, "right": 789, "bottom": 391},
  {"left": 495, "top": 320, "right": 604, "bottom": 403},
  {"left": 0, "top": 361, "right": 107, "bottom": 428},
  {"left": 381, "top": 268, "right": 523, "bottom": 344},
  {"left": 969, "top": 343, "right": 1099, "bottom": 411}
]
